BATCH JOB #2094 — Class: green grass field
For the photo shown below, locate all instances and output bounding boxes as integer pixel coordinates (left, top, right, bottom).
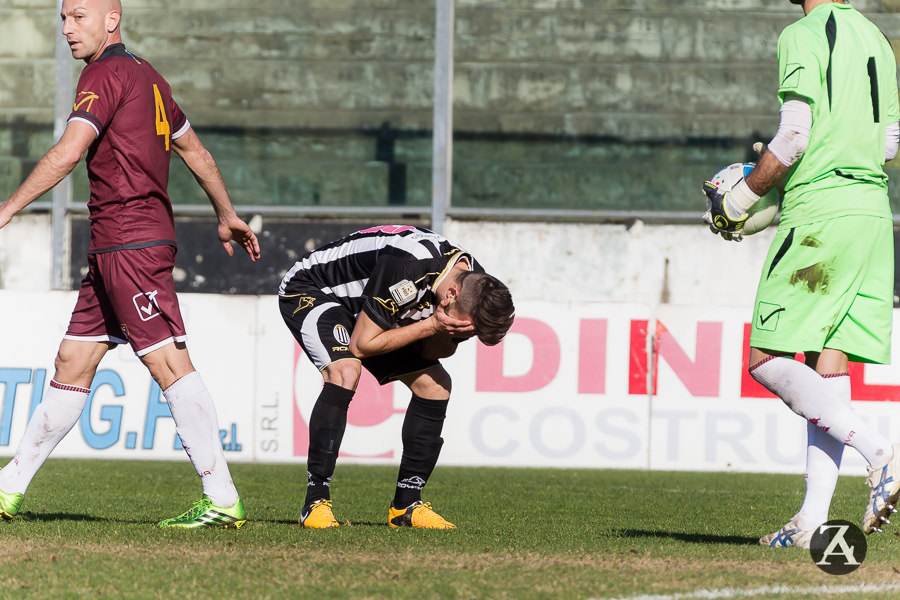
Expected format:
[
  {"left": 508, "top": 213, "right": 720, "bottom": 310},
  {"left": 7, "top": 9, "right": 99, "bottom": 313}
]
[{"left": 1, "top": 459, "right": 899, "bottom": 599}]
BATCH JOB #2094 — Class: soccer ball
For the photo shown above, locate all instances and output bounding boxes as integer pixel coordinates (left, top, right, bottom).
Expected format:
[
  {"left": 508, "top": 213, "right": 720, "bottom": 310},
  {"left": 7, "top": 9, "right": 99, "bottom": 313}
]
[
  {"left": 708, "top": 162, "right": 779, "bottom": 236},
  {"left": 709, "top": 162, "right": 754, "bottom": 191}
]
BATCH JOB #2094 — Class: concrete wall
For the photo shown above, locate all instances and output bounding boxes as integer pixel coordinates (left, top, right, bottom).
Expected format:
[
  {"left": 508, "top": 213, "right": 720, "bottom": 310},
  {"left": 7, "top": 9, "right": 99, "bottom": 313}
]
[
  {"left": 4, "top": 0, "right": 900, "bottom": 215},
  {"left": 0, "top": 213, "right": 787, "bottom": 306},
  {"left": 0, "top": 1, "right": 57, "bottom": 200}
]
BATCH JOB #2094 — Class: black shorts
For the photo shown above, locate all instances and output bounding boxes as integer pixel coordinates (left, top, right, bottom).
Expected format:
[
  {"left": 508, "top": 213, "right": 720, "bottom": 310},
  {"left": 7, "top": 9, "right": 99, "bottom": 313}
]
[{"left": 278, "top": 285, "right": 439, "bottom": 385}]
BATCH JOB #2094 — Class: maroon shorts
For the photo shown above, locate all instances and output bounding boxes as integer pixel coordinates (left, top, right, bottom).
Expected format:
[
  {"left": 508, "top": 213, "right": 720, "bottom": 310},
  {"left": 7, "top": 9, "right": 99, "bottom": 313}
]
[{"left": 65, "top": 244, "right": 187, "bottom": 356}]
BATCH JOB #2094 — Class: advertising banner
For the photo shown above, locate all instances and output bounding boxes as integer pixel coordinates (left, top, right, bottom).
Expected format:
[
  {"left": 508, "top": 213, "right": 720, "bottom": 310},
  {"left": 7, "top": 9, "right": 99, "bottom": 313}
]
[{"left": 2, "top": 292, "right": 900, "bottom": 475}]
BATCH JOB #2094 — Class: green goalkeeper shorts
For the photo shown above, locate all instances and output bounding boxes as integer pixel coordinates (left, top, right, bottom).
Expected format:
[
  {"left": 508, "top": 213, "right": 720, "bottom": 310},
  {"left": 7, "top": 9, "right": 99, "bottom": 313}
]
[{"left": 749, "top": 215, "right": 893, "bottom": 364}]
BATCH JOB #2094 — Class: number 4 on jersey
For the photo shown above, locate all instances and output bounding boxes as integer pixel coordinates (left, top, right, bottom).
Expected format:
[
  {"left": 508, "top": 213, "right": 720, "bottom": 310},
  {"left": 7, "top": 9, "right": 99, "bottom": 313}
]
[{"left": 152, "top": 84, "right": 171, "bottom": 151}]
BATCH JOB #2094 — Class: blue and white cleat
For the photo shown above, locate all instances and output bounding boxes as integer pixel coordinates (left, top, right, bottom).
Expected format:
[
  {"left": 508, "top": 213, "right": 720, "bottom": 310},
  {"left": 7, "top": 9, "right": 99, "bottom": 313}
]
[
  {"left": 863, "top": 443, "right": 900, "bottom": 534},
  {"left": 759, "top": 519, "right": 815, "bottom": 549}
]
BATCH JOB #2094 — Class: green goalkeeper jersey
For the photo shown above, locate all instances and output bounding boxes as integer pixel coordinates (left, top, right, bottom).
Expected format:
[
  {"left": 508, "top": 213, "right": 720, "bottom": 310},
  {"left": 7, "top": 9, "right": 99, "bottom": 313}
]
[{"left": 776, "top": 2, "right": 899, "bottom": 227}]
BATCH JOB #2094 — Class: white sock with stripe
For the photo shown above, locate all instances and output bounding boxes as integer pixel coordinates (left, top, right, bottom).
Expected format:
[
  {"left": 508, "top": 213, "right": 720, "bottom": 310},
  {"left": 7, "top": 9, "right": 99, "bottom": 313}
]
[
  {"left": 794, "top": 374, "right": 850, "bottom": 531},
  {"left": 751, "top": 356, "right": 892, "bottom": 468},
  {"left": 163, "top": 371, "right": 238, "bottom": 508},
  {"left": 0, "top": 380, "right": 89, "bottom": 494}
]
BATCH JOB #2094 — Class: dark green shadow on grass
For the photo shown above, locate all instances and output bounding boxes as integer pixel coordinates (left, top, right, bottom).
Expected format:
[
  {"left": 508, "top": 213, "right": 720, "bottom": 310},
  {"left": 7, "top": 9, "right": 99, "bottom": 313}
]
[
  {"left": 613, "top": 528, "right": 759, "bottom": 545},
  {"left": 15, "top": 512, "right": 111, "bottom": 523}
]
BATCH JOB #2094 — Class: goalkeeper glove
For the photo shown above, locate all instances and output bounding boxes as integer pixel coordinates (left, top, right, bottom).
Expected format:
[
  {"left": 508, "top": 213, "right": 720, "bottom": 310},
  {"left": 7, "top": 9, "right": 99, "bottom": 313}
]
[{"left": 702, "top": 181, "right": 748, "bottom": 241}]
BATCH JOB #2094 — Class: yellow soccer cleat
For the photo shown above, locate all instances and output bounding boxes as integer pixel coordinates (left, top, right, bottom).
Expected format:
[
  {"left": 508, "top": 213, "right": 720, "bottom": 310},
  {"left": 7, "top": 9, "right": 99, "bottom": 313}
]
[
  {"left": 300, "top": 499, "right": 339, "bottom": 529},
  {"left": 388, "top": 501, "right": 456, "bottom": 529}
]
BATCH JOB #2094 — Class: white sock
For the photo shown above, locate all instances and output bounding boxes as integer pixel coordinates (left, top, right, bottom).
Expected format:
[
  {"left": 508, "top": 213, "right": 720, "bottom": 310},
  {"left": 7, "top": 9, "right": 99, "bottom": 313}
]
[
  {"left": 0, "top": 380, "right": 89, "bottom": 494},
  {"left": 794, "top": 374, "right": 850, "bottom": 530},
  {"left": 751, "top": 356, "right": 892, "bottom": 468},
  {"left": 163, "top": 371, "right": 238, "bottom": 507}
]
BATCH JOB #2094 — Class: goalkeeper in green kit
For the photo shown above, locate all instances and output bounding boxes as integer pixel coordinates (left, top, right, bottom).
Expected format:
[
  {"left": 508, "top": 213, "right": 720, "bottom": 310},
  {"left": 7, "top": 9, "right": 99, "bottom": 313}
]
[{"left": 702, "top": 0, "right": 900, "bottom": 547}]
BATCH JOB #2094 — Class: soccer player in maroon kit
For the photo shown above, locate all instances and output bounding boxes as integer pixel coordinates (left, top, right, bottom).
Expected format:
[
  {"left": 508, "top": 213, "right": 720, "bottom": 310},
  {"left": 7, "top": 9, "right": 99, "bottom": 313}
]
[{"left": 0, "top": 0, "right": 260, "bottom": 528}]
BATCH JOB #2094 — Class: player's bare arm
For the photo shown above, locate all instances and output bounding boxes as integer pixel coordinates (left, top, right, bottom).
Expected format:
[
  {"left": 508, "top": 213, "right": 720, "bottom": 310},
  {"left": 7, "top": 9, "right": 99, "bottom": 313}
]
[
  {"left": 349, "top": 303, "right": 474, "bottom": 359},
  {"left": 746, "top": 94, "right": 811, "bottom": 196},
  {"left": 745, "top": 148, "right": 790, "bottom": 198},
  {"left": 0, "top": 121, "right": 96, "bottom": 229},
  {"left": 172, "top": 128, "right": 261, "bottom": 261}
]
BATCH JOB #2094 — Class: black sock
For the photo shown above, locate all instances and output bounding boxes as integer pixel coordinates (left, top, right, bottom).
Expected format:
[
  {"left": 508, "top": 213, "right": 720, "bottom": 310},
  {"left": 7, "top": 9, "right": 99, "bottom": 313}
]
[
  {"left": 393, "top": 395, "right": 449, "bottom": 509},
  {"left": 305, "top": 382, "right": 354, "bottom": 507}
]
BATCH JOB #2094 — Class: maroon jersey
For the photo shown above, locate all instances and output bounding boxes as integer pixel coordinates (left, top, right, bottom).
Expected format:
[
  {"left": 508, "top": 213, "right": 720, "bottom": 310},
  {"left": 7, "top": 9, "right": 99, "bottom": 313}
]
[{"left": 67, "top": 44, "right": 188, "bottom": 252}]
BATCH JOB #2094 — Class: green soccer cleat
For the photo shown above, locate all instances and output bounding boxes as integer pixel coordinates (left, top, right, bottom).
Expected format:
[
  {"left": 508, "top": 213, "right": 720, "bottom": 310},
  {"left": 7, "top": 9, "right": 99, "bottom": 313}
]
[
  {"left": 0, "top": 488, "right": 23, "bottom": 520},
  {"left": 156, "top": 496, "right": 247, "bottom": 529}
]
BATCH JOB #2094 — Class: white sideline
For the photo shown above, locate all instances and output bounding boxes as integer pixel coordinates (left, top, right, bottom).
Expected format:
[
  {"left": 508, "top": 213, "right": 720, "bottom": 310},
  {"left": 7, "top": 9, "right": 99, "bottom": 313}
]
[{"left": 592, "top": 583, "right": 900, "bottom": 600}]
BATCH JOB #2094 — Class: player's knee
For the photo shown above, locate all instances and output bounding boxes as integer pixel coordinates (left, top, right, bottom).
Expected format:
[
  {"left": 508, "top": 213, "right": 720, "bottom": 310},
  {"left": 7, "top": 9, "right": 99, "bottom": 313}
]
[
  {"left": 54, "top": 350, "right": 71, "bottom": 373},
  {"left": 139, "top": 345, "right": 194, "bottom": 391},
  {"left": 409, "top": 367, "right": 452, "bottom": 399},
  {"left": 53, "top": 344, "right": 104, "bottom": 386},
  {"left": 431, "top": 368, "right": 452, "bottom": 393},
  {"left": 145, "top": 364, "right": 175, "bottom": 391},
  {"left": 53, "top": 352, "right": 76, "bottom": 382},
  {"left": 322, "top": 360, "right": 361, "bottom": 390}
]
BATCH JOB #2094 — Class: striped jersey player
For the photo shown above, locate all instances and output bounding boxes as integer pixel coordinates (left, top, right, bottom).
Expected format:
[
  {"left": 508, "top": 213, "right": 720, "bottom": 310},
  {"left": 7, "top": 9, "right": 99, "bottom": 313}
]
[{"left": 279, "top": 225, "right": 515, "bottom": 529}]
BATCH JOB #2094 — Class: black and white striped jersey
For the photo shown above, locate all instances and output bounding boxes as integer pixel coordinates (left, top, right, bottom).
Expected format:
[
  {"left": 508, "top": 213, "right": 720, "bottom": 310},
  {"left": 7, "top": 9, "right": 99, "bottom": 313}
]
[{"left": 278, "top": 225, "right": 483, "bottom": 330}]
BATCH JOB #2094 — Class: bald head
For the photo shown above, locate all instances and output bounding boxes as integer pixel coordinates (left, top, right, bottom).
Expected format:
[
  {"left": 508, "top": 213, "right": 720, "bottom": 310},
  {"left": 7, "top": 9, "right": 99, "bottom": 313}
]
[
  {"left": 105, "top": 0, "right": 123, "bottom": 16},
  {"left": 60, "top": 0, "right": 123, "bottom": 64}
]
